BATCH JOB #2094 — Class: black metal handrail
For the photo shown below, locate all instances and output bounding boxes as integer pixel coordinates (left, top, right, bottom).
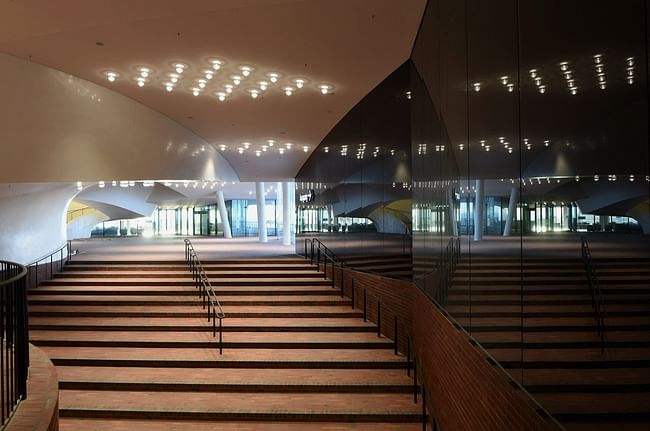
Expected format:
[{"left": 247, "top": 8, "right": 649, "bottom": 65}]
[
  {"left": 414, "top": 236, "right": 461, "bottom": 306},
  {"left": 0, "top": 260, "right": 29, "bottom": 426},
  {"left": 26, "top": 241, "right": 72, "bottom": 289},
  {"left": 580, "top": 236, "right": 605, "bottom": 353},
  {"left": 183, "top": 239, "right": 225, "bottom": 354}
]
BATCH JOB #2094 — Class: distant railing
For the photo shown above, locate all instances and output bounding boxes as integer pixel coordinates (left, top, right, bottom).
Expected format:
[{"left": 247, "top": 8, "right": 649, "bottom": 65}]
[
  {"left": 580, "top": 236, "right": 605, "bottom": 353},
  {"left": 0, "top": 260, "right": 28, "bottom": 427},
  {"left": 183, "top": 239, "right": 225, "bottom": 354},
  {"left": 26, "top": 241, "right": 72, "bottom": 289},
  {"left": 414, "top": 236, "right": 461, "bottom": 306}
]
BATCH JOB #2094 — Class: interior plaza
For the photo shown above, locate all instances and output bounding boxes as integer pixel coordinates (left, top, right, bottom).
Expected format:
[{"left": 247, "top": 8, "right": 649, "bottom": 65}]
[{"left": 0, "top": 1, "right": 649, "bottom": 431}]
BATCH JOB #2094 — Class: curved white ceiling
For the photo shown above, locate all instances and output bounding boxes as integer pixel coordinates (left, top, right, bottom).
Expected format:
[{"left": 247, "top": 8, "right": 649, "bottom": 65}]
[{"left": 0, "top": 0, "right": 426, "bottom": 181}]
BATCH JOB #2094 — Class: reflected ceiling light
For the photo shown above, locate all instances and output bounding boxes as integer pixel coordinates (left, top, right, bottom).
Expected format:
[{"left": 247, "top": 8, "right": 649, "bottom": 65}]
[
  {"left": 249, "top": 89, "right": 260, "bottom": 99},
  {"left": 283, "top": 86, "right": 294, "bottom": 96},
  {"left": 303, "top": 146, "right": 309, "bottom": 152},
  {"left": 262, "top": 145, "right": 268, "bottom": 151},
  {"left": 498, "top": 137, "right": 505, "bottom": 143},
  {"left": 267, "top": 72, "right": 281, "bottom": 83},
  {"left": 216, "top": 91, "right": 227, "bottom": 101},
  {"left": 599, "top": 82, "right": 607, "bottom": 90},
  {"left": 538, "top": 85, "right": 546, "bottom": 94},
  {"left": 278, "top": 148, "right": 285, "bottom": 155},
  {"left": 218, "top": 144, "right": 227, "bottom": 151},
  {"left": 629, "top": 174, "right": 635, "bottom": 182},
  {"left": 458, "top": 143, "right": 465, "bottom": 150},
  {"left": 472, "top": 82, "right": 481, "bottom": 92},
  {"left": 191, "top": 87, "right": 200, "bottom": 96},
  {"left": 103, "top": 71, "right": 119, "bottom": 82},
  {"left": 293, "top": 78, "right": 307, "bottom": 89},
  {"left": 500, "top": 75, "right": 509, "bottom": 85},
  {"left": 318, "top": 84, "right": 332, "bottom": 95},
  {"left": 143, "top": 181, "right": 155, "bottom": 187},
  {"left": 406, "top": 91, "right": 412, "bottom": 100},
  {"left": 112, "top": 181, "right": 117, "bottom": 187},
  {"left": 174, "top": 63, "right": 187, "bottom": 74},
  {"left": 529, "top": 69, "right": 537, "bottom": 78},
  {"left": 239, "top": 65, "right": 254, "bottom": 77},
  {"left": 164, "top": 82, "right": 174, "bottom": 92},
  {"left": 267, "top": 139, "right": 275, "bottom": 146},
  {"left": 285, "top": 142, "right": 293, "bottom": 149},
  {"left": 223, "top": 84, "right": 234, "bottom": 94},
  {"left": 209, "top": 58, "right": 224, "bottom": 70},
  {"left": 168, "top": 73, "right": 180, "bottom": 83},
  {"left": 507, "top": 83, "right": 515, "bottom": 92},
  {"left": 627, "top": 56, "right": 635, "bottom": 67},
  {"left": 324, "top": 146, "right": 329, "bottom": 153},
  {"left": 508, "top": 148, "right": 513, "bottom": 154},
  {"left": 593, "top": 54, "right": 603, "bottom": 64},
  {"left": 559, "top": 61, "right": 569, "bottom": 71},
  {"left": 197, "top": 79, "right": 207, "bottom": 89},
  {"left": 484, "top": 145, "right": 491, "bottom": 152},
  {"left": 258, "top": 81, "right": 269, "bottom": 91},
  {"left": 544, "top": 140, "right": 550, "bottom": 147},
  {"left": 570, "top": 86, "right": 578, "bottom": 95},
  {"left": 230, "top": 75, "right": 242, "bottom": 86},
  {"left": 243, "top": 142, "right": 251, "bottom": 149},
  {"left": 594, "top": 174, "right": 599, "bottom": 181},
  {"left": 137, "top": 67, "right": 151, "bottom": 78},
  {"left": 238, "top": 147, "right": 244, "bottom": 154},
  {"left": 255, "top": 150, "right": 261, "bottom": 157},
  {"left": 98, "top": 181, "right": 105, "bottom": 188}
]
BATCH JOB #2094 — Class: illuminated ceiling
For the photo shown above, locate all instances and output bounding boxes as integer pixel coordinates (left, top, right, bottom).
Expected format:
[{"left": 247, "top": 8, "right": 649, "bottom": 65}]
[{"left": 0, "top": 0, "right": 426, "bottom": 181}]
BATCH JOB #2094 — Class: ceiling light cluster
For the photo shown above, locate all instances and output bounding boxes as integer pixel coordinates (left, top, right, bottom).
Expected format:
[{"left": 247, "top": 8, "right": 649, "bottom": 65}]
[
  {"left": 626, "top": 56, "right": 635, "bottom": 85},
  {"left": 593, "top": 54, "right": 606, "bottom": 90},
  {"left": 529, "top": 69, "right": 546, "bottom": 94},
  {"left": 218, "top": 140, "right": 305, "bottom": 157},
  {"left": 559, "top": 61, "right": 578, "bottom": 95},
  {"left": 101, "top": 57, "right": 335, "bottom": 102}
]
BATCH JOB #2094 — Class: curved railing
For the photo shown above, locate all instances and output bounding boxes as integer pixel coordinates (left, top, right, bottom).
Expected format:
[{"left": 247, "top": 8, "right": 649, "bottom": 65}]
[
  {"left": 26, "top": 241, "right": 71, "bottom": 289},
  {"left": 183, "top": 239, "right": 225, "bottom": 354},
  {"left": 0, "top": 260, "right": 29, "bottom": 426}
]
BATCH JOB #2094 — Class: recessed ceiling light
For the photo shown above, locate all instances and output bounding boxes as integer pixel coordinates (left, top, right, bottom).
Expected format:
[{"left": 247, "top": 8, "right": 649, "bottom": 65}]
[
  {"left": 197, "top": 79, "right": 207, "bottom": 89},
  {"left": 303, "top": 145, "right": 309, "bottom": 152},
  {"left": 223, "top": 84, "right": 234, "bottom": 94},
  {"left": 174, "top": 63, "right": 187, "bottom": 74},
  {"left": 278, "top": 148, "right": 285, "bottom": 155},
  {"left": 249, "top": 89, "right": 260, "bottom": 99},
  {"left": 285, "top": 142, "right": 293, "bottom": 149},
  {"left": 267, "top": 139, "right": 275, "bottom": 146},
  {"left": 215, "top": 91, "right": 227, "bottom": 101},
  {"left": 209, "top": 58, "right": 224, "bottom": 70},
  {"left": 255, "top": 150, "right": 261, "bottom": 157},
  {"left": 293, "top": 78, "right": 307, "bottom": 89},
  {"left": 191, "top": 87, "right": 200, "bottom": 96},
  {"left": 202, "top": 69, "right": 214, "bottom": 80},
  {"left": 164, "top": 82, "right": 174, "bottom": 92},
  {"left": 135, "top": 77, "right": 147, "bottom": 87},
  {"left": 103, "top": 71, "right": 119, "bottom": 82},
  {"left": 168, "top": 73, "right": 180, "bottom": 83},
  {"left": 283, "top": 86, "right": 294, "bottom": 96},
  {"left": 258, "top": 81, "right": 269, "bottom": 91},
  {"left": 243, "top": 142, "right": 251, "bottom": 149},
  {"left": 230, "top": 75, "right": 242, "bottom": 86},
  {"left": 238, "top": 147, "right": 244, "bottom": 154},
  {"left": 239, "top": 65, "right": 254, "bottom": 77},
  {"left": 218, "top": 144, "right": 227, "bottom": 151},
  {"left": 318, "top": 84, "right": 332, "bottom": 94},
  {"left": 137, "top": 66, "right": 151, "bottom": 78},
  {"left": 267, "top": 72, "right": 281, "bottom": 83}
]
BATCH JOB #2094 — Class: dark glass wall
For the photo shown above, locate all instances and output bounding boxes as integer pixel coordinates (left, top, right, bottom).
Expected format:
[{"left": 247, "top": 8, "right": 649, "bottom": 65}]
[{"left": 295, "top": 62, "right": 413, "bottom": 270}]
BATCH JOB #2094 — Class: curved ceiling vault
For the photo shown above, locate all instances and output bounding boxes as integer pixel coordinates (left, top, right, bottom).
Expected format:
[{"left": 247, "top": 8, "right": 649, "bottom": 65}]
[{"left": 0, "top": 0, "right": 427, "bottom": 181}]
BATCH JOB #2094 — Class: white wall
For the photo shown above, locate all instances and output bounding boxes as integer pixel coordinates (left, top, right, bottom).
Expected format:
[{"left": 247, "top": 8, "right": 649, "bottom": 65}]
[
  {"left": 67, "top": 211, "right": 108, "bottom": 240},
  {"left": 0, "top": 183, "right": 78, "bottom": 264},
  {"left": 0, "top": 53, "right": 238, "bottom": 183}
]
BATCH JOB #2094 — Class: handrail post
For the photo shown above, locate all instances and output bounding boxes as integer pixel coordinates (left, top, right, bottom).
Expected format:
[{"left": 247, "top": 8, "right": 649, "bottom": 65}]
[
  {"left": 377, "top": 301, "right": 381, "bottom": 338},
  {"left": 363, "top": 288, "right": 367, "bottom": 321},
  {"left": 413, "top": 357, "right": 418, "bottom": 403},
  {"left": 219, "top": 318, "right": 223, "bottom": 355},
  {"left": 350, "top": 278, "right": 355, "bottom": 310},
  {"left": 394, "top": 316, "right": 398, "bottom": 355}
]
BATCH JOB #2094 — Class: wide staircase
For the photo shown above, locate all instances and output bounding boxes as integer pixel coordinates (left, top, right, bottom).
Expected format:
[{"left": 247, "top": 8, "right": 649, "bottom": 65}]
[
  {"left": 447, "top": 255, "right": 650, "bottom": 431},
  {"left": 27, "top": 257, "right": 424, "bottom": 430}
]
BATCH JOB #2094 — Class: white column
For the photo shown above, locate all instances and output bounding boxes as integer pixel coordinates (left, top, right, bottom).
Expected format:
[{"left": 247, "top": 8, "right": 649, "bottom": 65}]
[
  {"left": 503, "top": 186, "right": 520, "bottom": 237},
  {"left": 473, "top": 179, "right": 484, "bottom": 241},
  {"left": 599, "top": 215, "right": 608, "bottom": 232},
  {"left": 216, "top": 190, "right": 232, "bottom": 238},
  {"left": 282, "top": 182, "right": 292, "bottom": 245},
  {"left": 447, "top": 188, "right": 458, "bottom": 237},
  {"left": 256, "top": 181, "right": 268, "bottom": 242}
]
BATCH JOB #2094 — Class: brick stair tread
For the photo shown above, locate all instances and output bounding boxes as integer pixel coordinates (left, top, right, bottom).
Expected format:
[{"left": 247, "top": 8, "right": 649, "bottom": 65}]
[
  {"left": 29, "top": 304, "right": 360, "bottom": 313},
  {"left": 59, "top": 390, "right": 422, "bottom": 414},
  {"left": 512, "top": 368, "right": 650, "bottom": 386},
  {"left": 471, "top": 331, "right": 650, "bottom": 343},
  {"left": 30, "top": 330, "right": 394, "bottom": 344},
  {"left": 489, "top": 347, "right": 650, "bottom": 362},
  {"left": 57, "top": 270, "right": 324, "bottom": 277},
  {"left": 454, "top": 316, "right": 650, "bottom": 326},
  {"left": 29, "top": 316, "right": 376, "bottom": 328},
  {"left": 447, "top": 304, "right": 649, "bottom": 313},
  {"left": 31, "top": 285, "right": 335, "bottom": 293},
  {"left": 28, "top": 294, "right": 347, "bottom": 303},
  {"left": 40, "top": 346, "right": 407, "bottom": 362},
  {"left": 534, "top": 392, "right": 650, "bottom": 414},
  {"left": 56, "top": 367, "right": 414, "bottom": 386},
  {"left": 59, "top": 419, "right": 427, "bottom": 431},
  {"left": 46, "top": 277, "right": 331, "bottom": 283}
]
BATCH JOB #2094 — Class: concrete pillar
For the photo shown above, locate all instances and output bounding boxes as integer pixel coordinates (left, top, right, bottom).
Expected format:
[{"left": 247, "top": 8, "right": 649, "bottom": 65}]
[
  {"left": 503, "top": 186, "right": 520, "bottom": 237},
  {"left": 599, "top": 215, "right": 608, "bottom": 232},
  {"left": 256, "top": 182, "right": 268, "bottom": 242},
  {"left": 216, "top": 190, "right": 232, "bottom": 238},
  {"left": 447, "top": 188, "right": 458, "bottom": 237},
  {"left": 282, "top": 182, "right": 292, "bottom": 245},
  {"left": 473, "top": 179, "right": 484, "bottom": 241}
]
